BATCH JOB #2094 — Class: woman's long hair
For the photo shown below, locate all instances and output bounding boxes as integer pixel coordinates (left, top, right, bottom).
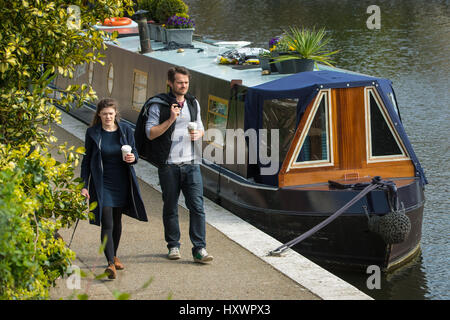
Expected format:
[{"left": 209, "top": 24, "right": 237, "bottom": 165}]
[{"left": 90, "top": 98, "right": 121, "bottom": 127}]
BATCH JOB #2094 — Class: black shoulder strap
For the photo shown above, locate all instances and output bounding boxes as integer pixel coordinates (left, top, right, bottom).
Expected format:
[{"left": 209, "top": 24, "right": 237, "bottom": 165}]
[
  {"left": 155, "top": 92, "right": 177, "bottom": 105},
  {"left": 149, "top": 92, "right": 198, "bottom": 122},
  {"left": 185, "top": 93, "right": 198, "bottom": 121}
]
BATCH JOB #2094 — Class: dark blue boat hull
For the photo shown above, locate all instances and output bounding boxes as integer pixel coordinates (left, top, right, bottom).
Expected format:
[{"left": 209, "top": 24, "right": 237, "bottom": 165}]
[{"left": 201, "top": 162, "right": 424, "bottom": 271}]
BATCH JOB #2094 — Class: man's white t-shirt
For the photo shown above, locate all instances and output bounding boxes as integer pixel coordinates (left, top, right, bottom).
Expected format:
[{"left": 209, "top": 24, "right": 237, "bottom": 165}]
[{"left": 145, "top": 99, "right": 204, "bottom": 164}]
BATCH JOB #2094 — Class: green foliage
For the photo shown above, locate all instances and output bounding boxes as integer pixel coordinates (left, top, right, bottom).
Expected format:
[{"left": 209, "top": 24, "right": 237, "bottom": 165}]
[
  {"left": 137, "top": 0, "right": 189, "bottom": 23},
  {"left": 0, "top": 0, "right": 133, "bottom": 299},
  {"left": 0, "top": 167, "right": 78, "bottom": 299},
  {"left": 154, "top": 0, "right": 188, "bottom": 24},
  {"left": 0, "top": 170, "right": 45, "bottom": 299},
  {"left": 258, "top": 50, "right": 272, "bottom": 58},
  {"left": 0, "top": 0, "right": 132, "bottom": 128},
  {"left": 271, "top": 36, "right": 294, "bottom": 53},
  {"left": 0, "top": 142, "right": 90, "bottom": 299},
  {"left": 271, "top": 26, "right": 339, "bottom": 67},
  {"left": 137, "top": 0, "right": 160, "bottom": 21}
]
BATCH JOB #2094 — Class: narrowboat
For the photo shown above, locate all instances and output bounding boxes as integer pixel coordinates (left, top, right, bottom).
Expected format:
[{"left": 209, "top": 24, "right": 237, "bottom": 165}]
[{"left": 54, "top": 21, "right": 427, "bottom": 271}]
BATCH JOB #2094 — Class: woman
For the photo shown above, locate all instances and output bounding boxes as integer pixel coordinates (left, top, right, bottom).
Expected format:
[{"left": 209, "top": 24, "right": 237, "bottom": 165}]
[{"left": 80, "top": 98, "right": 148, "bottom": 279}]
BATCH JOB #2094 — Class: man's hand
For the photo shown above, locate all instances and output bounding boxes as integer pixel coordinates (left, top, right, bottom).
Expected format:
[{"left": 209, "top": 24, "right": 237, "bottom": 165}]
[
  {"left": 189, "top": 129, "right": 204, "bottom": 141},
  {"left": 169, "top": 104, "right": 180, "bottom": 121},
  {"left": 150, "top": 105, "right": 179, "bottom": 140}
]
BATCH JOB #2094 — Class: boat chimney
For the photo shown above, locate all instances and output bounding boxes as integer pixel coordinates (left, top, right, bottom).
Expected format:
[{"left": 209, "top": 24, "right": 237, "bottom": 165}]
[{"left": 133, "top": 10, "right": 152, "bottom": 54}]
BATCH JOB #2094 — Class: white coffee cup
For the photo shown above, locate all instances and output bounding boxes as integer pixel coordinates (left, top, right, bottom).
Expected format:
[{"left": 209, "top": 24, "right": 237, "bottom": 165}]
[
  {"left": 188, "top": 122, "right": 197, "bottom": 132},
  {"left": 121, "top": 145, "right": 132, "bottom": 161}
]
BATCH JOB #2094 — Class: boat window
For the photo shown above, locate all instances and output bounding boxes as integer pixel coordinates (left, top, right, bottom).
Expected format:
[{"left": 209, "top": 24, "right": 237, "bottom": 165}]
[
  {"left": 132, "top": 69, "right": 148, "bottom": 111},
  {"left": 262, "top": 98, "right": 297, "bottom": 162},
  {"left": 107, "top": 63, "right": 114, "bottom": 95},
  {"left": 206, "top": 95, "right": 229, "bottom": 147},
  {"left": 290, "top": 90, "right": 333, "bottom": 169},
  {"left": 365, "top": 88, "right": 408, "bottom": 161}
]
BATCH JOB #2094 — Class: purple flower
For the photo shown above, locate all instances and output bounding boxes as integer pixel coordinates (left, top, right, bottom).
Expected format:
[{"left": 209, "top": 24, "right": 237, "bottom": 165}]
[
  {"left": 166, "top": 15, "right": 195, "bottom": 29},
  {"left": 269, "top": 37, "right": 280, "bottom": 48}
]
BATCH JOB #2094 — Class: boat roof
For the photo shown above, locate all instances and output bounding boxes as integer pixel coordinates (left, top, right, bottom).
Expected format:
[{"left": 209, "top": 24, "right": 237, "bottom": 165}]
[
  {"left": 109, "top": 36, "right": 369, "bottom": 88},
  {"left": 108, "top": 35, "right": 427, "bottom": 186}
]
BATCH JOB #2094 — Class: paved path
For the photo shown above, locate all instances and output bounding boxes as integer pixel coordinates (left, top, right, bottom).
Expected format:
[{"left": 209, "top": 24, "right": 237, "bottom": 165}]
[{"left": 49, "top": 112, "right": 372, "bottom": 300}]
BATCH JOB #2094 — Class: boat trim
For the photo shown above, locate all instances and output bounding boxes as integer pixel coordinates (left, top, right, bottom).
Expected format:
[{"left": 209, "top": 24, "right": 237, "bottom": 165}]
[
  {"left": 202, "top": 159, "right": 278, "bottom": 191},
  {"left": 386, "top": 243, "right": 421, "bottom": 271},
  {"left": 287, "top": 89, "right": 334, "bottom": 172},
  {"left": 202, "top": 158, "right": 424, "bottom": 216}
]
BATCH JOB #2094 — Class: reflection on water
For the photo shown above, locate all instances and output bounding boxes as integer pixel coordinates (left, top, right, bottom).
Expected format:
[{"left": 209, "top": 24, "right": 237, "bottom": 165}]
[
  {"left": 329, "top": 252, "right": 430, "bottom": 300},
  {"left": 185, "top": 0, "right": 450, "bottom": 299}
]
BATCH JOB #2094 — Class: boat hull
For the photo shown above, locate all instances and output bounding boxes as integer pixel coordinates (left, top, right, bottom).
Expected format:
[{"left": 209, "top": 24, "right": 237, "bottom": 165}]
[{"left": 201, "top": 162, "right": 424, "bottom": 271}]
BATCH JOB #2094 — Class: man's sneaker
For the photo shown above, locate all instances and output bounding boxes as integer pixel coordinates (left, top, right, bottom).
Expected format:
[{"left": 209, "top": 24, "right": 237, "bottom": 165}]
[
  {"left": 168, "top": 247, "right": 181, "bottom": 260},
  {"left": 193, "top": 248, "right": 213, "bottom": 264}
]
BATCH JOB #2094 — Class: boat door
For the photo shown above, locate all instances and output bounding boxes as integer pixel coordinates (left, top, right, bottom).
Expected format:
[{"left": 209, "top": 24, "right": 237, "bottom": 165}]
[{"left": 278, "top": 87, "right": 415, "bottom": 187}]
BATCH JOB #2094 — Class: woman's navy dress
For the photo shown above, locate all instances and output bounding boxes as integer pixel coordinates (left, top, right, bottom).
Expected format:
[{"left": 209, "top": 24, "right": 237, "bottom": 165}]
[{"left": 101, "top": 129, "right": 129, "bottom": 207}]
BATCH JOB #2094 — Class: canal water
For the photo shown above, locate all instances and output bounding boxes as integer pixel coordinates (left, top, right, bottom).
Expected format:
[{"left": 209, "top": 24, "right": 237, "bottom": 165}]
[{"left": 184, "top": 0, "right": 449, "bottom": 299}]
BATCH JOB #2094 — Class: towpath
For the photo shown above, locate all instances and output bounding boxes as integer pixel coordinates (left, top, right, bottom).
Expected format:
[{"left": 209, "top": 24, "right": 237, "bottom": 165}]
[{"left": 49, "top": 112, "right": 372, "bottom": 301}]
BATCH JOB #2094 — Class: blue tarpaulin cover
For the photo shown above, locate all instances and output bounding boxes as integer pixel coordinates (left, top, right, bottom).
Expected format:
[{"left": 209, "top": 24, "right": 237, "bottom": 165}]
[{"left": 244, "top": 70, "right": 427, "bottom": 186}]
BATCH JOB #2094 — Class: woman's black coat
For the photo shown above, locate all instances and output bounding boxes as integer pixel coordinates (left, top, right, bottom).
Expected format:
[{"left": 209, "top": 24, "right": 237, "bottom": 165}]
[{"left": 80, "top": 122, "right": 148, "bottom": 226}]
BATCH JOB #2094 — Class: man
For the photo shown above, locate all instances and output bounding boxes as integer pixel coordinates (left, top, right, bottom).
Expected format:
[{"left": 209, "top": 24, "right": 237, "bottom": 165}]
[{"left": 145, "top": 66, "right": 213, "bottom": 263}]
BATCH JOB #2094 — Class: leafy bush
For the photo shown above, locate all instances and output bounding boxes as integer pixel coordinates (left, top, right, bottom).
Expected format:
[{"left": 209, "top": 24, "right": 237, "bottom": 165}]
[
  {"left": 137, "top": 0, "right": 160, "bottom": 21},
  {"left": 0, "top": 170, "right": 48, "bottom": 300},
  {"left": 0, "top": 0, "right": 133, "bottom": 300},
  {"left": 0, "top": 155, "right": 84, "bottom": 299},
  {"left": 154, "top": 0, "right": 188, "bottom": 24}
]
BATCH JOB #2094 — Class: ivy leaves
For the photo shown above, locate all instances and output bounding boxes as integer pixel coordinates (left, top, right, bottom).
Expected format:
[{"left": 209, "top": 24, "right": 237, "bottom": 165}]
[{"left": 0, "top": 0, "right": 133, "bottom": 299}]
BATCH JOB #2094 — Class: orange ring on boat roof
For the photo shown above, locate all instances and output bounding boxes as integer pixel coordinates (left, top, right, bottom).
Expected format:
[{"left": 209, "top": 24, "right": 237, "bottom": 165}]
[{"left": 102, "top": 17, "right": 132, "bottom": 26}]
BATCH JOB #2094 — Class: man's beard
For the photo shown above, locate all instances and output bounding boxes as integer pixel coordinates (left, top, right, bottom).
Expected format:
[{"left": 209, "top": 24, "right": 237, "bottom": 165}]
[{"left": 172, "top": 87, "right": 188, "bottom": 96}]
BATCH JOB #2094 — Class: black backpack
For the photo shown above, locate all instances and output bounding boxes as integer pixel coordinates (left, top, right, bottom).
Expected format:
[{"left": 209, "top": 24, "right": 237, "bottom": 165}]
[
  {"left": 134, "top": 98, "right": 156, "bottom": 163},
  {"left": 134, "top": 93, "right": 197, "bottom": 163}
]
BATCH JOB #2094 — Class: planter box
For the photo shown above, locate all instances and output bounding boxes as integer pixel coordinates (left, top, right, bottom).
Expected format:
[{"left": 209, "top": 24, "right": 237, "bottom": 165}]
[
  {"left": 273, "top": 52, "right": 314, "bottom": 73},
  {"left": 147, "top": 22, "right": 158, "bottom": 40},
  {"left": 164, "top": 28, "right": 195, "bottom": 45},
  {"left": 155, "top": 24, "right": 166, "bottom": 42},
  {"left": 259, "top": 57, "right": 278, "bottom": 73}
]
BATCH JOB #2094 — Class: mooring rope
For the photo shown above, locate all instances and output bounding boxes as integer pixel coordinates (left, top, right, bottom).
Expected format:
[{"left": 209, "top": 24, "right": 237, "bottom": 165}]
[{"left": 268, "top": 176, "right": 387, "bottom": 256}]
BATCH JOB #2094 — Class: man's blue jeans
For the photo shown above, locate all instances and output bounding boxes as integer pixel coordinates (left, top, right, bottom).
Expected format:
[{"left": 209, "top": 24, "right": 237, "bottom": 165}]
[{"left": 158, "top": 164, "right": 206, "bottom": 255}]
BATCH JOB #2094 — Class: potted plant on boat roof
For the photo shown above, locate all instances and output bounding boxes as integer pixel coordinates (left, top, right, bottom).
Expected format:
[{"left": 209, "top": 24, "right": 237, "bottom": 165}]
[
  {"left": 258, "top": 36, "right": 284, "bottom": 73},
  {"left": 165, "top": 13, "right": 195, "bottom": 45},
  {"left": 259, "top": 50, "right": 277, "bottom": 73},
  {"left": 271, "top": 26, "right": 339, "bottom": 74},
  {"left": 154, "top": 0, "right": 189, "bottom": 42}
]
